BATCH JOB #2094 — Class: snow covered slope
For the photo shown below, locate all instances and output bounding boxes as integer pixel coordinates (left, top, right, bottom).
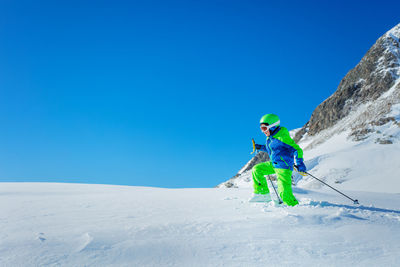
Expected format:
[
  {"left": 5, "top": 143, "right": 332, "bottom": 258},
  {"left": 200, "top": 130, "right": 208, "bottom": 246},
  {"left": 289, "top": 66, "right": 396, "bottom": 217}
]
[{"left": 1, "top": 183, "right": 400, "bottom": 266}]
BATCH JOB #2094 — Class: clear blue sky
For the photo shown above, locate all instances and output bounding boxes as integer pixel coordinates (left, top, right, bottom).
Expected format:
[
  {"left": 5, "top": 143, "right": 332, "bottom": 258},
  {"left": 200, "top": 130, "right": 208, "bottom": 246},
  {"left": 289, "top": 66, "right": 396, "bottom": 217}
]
[{"left": 0, "top": 0, "right": 399, "bottom": 188}]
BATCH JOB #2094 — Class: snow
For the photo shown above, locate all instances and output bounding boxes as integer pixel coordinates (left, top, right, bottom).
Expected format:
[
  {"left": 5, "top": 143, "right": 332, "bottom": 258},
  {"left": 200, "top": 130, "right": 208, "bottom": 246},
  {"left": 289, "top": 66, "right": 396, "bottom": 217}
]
[
  {"left": 379, "top": 23, "right": 400, "bottom": 79},
  {"left": 1, "top": 182, "right": 400, "bottom": 266},
  {"left": 388, "top": 102, "right": 400, "bottom": 120},
  {"left": 296, "top": 133, "right": 400, "bottom": 193}
]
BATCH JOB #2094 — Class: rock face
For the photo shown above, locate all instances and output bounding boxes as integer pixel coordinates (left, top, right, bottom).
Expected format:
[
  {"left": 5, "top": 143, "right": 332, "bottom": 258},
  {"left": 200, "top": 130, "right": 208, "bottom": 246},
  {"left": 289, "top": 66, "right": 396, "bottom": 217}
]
[
  {"left": 219, "top": 23, "right": 400, "bottom": 188},
  {"left": 295, "top": 23, "right": 400, "bottom": 142}
]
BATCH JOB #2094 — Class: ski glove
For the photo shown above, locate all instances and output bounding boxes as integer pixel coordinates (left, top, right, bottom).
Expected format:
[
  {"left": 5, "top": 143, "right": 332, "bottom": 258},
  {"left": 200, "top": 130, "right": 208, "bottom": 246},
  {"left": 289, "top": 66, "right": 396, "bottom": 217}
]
[
  {"left": 254, "top": 144, "right": 266, "bottom": 150},
  {"left": 295, "top": 158, "right": 307, "bottom": 173}
]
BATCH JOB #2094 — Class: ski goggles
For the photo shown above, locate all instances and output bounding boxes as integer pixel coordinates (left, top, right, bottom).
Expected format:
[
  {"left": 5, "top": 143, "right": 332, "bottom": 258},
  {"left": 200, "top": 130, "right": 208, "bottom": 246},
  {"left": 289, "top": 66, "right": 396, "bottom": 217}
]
[{"left": 260, "top": 120, "right": 280, "bottom": 132}]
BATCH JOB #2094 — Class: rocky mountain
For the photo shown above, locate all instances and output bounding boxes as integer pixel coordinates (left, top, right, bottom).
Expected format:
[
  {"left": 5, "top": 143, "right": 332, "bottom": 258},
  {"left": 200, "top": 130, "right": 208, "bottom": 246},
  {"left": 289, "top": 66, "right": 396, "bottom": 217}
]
[
  {"left": 218, "top": 23, "right": 400, "bottom": 191},
  {"left": 295, "top": 23, "right": 400, "bottom": 144}
]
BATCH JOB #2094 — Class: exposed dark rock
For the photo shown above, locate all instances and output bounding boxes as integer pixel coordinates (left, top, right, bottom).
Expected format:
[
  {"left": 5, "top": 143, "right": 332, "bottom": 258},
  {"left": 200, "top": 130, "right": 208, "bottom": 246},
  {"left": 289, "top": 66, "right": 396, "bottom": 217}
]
[
  {"left": 350, "top": 128, "right": 373, "bottom": 141},
  {"left": 375, "top": 138, "right": 393, "bottom": 144},
  {"left": 221, "top": 181, "right": 235, "bottom": 188},
  {"left": 294, "top": 122, "right": 309, "bottom": 143},
  {"left": 371, "top": 117, "right": 396, "bottom": 126}
]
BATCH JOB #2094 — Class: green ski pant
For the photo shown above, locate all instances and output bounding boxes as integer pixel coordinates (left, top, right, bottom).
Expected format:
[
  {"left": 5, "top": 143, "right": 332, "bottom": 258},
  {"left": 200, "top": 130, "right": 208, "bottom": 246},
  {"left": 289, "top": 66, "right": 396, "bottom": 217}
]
[{"left": 252, "top": 161, "right": 299, "bottom": 206}]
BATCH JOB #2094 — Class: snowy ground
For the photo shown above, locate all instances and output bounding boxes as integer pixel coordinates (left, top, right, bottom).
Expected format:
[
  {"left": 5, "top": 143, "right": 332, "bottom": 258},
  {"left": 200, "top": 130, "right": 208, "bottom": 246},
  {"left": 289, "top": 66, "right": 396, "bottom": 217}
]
[
  {"left": 1, "top": 183, "right": 399, "bottom": 266},
  {"left": 295, "top": 130, "right": 400, "bottom": 194}
]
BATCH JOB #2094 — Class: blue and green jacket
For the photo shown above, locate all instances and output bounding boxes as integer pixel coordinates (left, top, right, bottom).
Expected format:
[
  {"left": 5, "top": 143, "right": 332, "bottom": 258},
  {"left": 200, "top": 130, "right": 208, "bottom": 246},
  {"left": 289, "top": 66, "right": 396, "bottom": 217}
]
[{"left": 258, "top": 126, "right": 304, "bottom": 171}]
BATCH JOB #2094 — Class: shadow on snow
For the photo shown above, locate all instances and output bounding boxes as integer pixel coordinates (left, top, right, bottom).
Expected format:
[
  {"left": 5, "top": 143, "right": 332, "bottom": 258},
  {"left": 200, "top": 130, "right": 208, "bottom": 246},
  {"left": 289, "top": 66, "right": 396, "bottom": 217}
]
[{"left": 308, "top": 200, "right": 400, "bottom": 215}]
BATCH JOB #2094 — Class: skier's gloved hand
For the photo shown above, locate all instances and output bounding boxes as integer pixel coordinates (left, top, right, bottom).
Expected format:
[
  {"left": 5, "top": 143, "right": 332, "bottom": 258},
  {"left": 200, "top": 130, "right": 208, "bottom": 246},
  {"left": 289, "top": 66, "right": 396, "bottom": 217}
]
[
  {"left": 254, "top": 144, "right": 266, "bottom": 150},
  {"left": 295, "top": 158, "right": 307, "bottom": 173}
]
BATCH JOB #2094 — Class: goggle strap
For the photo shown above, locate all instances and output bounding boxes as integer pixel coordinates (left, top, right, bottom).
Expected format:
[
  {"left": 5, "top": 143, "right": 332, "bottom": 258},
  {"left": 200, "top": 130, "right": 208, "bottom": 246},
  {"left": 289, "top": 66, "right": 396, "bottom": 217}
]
[{"left": 268, "top": 120, "right": 280, "bottom": 129}]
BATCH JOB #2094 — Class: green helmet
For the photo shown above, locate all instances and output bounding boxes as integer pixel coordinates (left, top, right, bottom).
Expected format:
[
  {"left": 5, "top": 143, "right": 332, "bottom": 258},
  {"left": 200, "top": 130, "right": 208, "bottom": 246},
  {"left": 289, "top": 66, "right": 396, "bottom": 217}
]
[{"left": 260, "top": 114, "right": 280, "bottom": 127}]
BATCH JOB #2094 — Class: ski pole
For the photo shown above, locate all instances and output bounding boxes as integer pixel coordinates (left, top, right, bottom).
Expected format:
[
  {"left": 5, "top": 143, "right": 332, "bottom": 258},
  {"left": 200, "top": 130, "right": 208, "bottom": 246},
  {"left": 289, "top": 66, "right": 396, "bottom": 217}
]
[
  {"left": 267, "top": 175, "right": 283, "bottom": 204},
  {"left": 295, "top": 166, "right": 359, "bottom": 205},
  {"left": 250, "top": 138, "right": 256, "bottom": 154}
]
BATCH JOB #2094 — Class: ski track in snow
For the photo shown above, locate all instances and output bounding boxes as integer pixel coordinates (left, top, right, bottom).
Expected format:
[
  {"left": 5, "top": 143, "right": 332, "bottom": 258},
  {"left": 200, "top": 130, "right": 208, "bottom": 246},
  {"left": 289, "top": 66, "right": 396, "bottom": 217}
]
[{"left": 0, "top": 183, "right": 399, "bottom": 266}]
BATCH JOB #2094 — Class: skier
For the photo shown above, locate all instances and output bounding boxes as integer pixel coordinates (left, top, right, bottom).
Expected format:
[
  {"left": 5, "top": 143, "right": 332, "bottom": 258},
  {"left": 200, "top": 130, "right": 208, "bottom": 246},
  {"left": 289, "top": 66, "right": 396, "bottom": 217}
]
[{"left": 249, "top": 114, "right": 306, "bottom": 206}]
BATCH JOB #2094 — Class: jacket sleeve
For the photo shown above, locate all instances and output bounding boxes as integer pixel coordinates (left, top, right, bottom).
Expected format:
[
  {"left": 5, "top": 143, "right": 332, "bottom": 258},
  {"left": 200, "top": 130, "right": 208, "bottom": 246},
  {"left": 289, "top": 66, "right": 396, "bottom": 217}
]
[
  {"left": 275, "top": 127, "right": 304, "bottom": 161},
  {"left": 258, "top": 145, "right": 267, "bottom": 152}
]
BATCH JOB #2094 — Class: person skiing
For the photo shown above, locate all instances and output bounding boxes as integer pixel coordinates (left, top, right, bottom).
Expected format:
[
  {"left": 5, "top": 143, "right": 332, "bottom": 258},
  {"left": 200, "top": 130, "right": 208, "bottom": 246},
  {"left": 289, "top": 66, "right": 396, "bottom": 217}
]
[{"left": 249, "top": 114, "right": 306, "bottom": 206}]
